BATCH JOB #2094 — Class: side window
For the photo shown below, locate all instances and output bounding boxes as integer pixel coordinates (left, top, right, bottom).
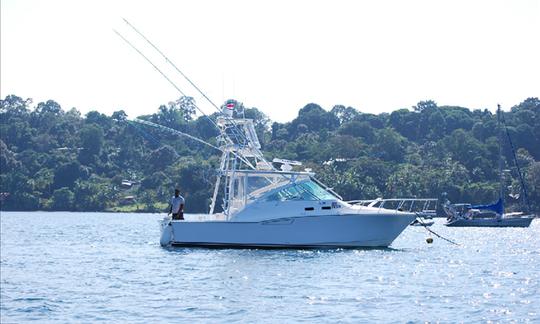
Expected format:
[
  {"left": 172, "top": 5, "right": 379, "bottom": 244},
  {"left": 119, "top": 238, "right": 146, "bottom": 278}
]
[{"left": 266, "top": 183, "right": 320, "bottom": 201}]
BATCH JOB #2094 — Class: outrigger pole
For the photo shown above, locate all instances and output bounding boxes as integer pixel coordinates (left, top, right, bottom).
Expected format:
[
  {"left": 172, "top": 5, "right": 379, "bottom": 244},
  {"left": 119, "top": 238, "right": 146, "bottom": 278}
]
[
  {"left": 130, "top": 119, "right": 222, "bottom": 152},
  {"left": 118, "top": 19, "right": 266, "bottom": 160},
  {"left": 113, "top": 25, "right": 266, "bottom": 169},
  {"left": 114, "top": 19, "right": 291, "bottom": 214},
  {"left": 113, "top": 29, "right": 221, "bottom": 131},
  {"left": 130, "top": 118, "right": 258, "bottom": 171},
  {"left": 122, "top": 18, "right": 222, "bottom": 113}
]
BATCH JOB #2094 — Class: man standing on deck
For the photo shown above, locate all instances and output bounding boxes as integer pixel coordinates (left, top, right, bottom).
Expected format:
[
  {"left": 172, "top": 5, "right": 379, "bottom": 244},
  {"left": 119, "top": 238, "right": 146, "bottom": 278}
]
[{"left": 169, "top": 189, "right": 185, "bottom": 220}]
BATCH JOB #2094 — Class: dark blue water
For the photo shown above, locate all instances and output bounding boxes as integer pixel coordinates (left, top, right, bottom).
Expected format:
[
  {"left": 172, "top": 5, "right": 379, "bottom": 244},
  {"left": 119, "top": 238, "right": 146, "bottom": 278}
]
[{"left": 1, "top": 212, "right": 539, "bottom": 323}]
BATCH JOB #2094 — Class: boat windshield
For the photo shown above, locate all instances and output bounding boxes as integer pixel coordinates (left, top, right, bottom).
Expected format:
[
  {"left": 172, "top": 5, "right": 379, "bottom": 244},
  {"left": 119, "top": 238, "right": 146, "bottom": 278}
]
[{"left": 266, "top": 180, "right": 336, "bottom": 201}]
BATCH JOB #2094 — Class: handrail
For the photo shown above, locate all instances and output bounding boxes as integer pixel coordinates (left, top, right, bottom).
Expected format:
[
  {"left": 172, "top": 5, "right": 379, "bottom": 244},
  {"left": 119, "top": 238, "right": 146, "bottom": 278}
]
[{"left": 347, "top": 198, "right": 439, "bottom": 214}]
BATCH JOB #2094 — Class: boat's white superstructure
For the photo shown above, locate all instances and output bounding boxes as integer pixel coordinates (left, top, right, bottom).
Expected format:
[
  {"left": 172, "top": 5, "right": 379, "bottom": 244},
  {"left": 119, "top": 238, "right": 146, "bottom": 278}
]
[{"left": 159, "top": 101, "right": 415, "bottom": 248}]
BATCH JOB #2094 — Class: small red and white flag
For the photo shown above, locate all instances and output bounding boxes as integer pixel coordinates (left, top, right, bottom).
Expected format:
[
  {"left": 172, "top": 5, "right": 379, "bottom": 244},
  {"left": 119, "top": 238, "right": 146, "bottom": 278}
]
[{"left": 226, "top": 102, "right": 235, "bottom": 110}]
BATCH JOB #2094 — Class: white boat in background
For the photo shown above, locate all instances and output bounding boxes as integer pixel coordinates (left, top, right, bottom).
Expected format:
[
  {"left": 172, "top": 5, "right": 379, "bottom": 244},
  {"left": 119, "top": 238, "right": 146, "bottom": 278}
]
[
  {"left": 158, "top": 101, "right": 415, "bottom": 248},
  {"left": 409, "top": 218, "right": 435, "bottom": 227},
  {"left": 444, "top": 105, "right": 535, "bottom": 228},
  {"left": 349, "top": 198, "right": 437, "bottom": 227}
]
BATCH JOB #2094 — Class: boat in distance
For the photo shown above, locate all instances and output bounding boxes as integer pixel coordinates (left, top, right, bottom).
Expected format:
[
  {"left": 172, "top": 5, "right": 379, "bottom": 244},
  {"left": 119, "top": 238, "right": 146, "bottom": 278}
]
[
  {"left": 445, "top": 216, "right": 533, "bottom": 228},
  {"left": 349, "top": 198, "right": 437, "bottom": 227},
  {"left": 443, "top": 105, "right": 535, "bottom": 228},
  {"left": 158, "top": 101, "right": 416, "bottom": 248},
  {"left": 444, "top": 201, "right": 534, "bottom": 228}
]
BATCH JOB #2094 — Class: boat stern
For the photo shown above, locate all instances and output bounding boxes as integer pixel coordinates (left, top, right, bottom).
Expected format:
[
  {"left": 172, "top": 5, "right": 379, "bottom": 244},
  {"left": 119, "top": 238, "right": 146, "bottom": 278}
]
[{"left": 159, "top": 216, "right": 174, "bottom": 246}]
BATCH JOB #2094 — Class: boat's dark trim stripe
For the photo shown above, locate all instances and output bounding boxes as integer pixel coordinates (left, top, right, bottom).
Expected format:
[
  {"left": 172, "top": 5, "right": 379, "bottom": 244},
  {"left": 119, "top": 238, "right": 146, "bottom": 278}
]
[{"left": 170, "top": 241, "right": 386, "bottom": 249}]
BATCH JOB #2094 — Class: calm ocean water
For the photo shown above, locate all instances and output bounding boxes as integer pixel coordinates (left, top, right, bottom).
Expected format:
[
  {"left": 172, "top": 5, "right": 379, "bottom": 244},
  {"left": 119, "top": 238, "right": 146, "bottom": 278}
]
[{"left": 1, "top": 212, "right": 539, "bottom": 323}]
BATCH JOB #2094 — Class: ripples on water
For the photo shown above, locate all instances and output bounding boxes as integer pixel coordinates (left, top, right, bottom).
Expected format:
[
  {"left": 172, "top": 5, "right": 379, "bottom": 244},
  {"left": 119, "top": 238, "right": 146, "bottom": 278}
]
[{"left": 1, "top": 212, "right": 539, "bottom": 322}]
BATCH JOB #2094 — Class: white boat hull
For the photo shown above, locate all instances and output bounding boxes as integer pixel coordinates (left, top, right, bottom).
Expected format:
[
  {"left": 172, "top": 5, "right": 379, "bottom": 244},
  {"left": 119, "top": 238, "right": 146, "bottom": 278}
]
[
  {"left": 445, "top": 216, "right": 534, "bottom": 227},
  {"left": 161, "top": 213, "right": 415, "bottom": 248}
]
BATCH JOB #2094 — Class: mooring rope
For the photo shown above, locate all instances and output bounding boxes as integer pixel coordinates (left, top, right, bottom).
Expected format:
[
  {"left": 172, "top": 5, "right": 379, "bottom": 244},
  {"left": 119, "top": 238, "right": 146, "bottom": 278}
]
[{"left": 414, "top": 213, "right": 460, "bottom": 246}]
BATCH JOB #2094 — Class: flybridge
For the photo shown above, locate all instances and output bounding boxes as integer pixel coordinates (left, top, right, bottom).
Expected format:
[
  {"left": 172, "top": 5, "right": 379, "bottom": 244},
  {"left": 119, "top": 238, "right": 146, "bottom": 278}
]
[{"left": 114, "top": 19, "right": 297, "bottom": 215}]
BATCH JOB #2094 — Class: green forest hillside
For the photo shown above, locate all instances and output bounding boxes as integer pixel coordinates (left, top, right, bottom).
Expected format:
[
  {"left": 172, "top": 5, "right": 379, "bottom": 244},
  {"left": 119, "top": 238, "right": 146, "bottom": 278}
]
[{"left": 1, "top": 95, "right": 539, "bottom": 213}]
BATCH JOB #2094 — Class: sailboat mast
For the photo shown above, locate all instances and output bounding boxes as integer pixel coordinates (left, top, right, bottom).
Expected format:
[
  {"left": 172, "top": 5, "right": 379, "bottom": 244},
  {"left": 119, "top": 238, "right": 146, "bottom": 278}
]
[{"left": 497, "top": 104, "right": 504, "bottom": 203}]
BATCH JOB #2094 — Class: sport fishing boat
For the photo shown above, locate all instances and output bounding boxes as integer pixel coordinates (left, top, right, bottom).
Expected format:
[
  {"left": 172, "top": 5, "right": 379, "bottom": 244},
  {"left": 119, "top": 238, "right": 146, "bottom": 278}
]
[
  {"left": 157, "top": 101, "right": 416, "bottom": 248},
  {"left": 444, "top": 105, "right": 535, "bottom": 228},
  {"left": 114, "top": 20, "right": 415, "bottom": 248}
]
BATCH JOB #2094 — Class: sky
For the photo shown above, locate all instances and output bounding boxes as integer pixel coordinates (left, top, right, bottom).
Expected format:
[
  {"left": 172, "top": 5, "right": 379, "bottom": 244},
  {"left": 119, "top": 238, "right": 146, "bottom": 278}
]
[{"left": 1, "top": 0, "right": 539, "bottom": 122}]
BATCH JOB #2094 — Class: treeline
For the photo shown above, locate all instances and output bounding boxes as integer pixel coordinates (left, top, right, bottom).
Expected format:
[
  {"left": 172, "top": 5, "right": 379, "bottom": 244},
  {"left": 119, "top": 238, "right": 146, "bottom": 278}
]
[{"left": 1, "top": 95, "right": 539, "bottom": 213}]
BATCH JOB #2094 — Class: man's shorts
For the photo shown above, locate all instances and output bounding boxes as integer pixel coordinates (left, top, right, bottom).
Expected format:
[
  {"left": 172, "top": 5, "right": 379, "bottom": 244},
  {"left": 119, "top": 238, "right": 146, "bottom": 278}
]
[{"left": 172, "top": 212, "right": 184, "bottom": 220}]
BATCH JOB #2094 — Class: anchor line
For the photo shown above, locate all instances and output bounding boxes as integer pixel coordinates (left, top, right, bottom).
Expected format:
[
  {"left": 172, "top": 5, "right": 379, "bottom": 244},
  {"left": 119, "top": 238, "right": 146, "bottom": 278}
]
[{"left": 414, "top": 213, "right": 460, "bottom": 246}]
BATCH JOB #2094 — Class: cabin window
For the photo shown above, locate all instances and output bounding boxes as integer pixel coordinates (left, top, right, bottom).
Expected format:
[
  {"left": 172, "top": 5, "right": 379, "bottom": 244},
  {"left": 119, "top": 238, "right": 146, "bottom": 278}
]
[{"left": 266, "top": 180, "right": 335, "bottom": 202}]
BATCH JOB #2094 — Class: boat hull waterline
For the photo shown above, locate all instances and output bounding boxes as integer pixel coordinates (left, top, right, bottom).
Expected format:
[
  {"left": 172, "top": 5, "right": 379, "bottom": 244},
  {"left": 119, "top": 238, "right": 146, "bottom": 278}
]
[
  {"left": 160, "top": 213, "right": 415, "bottom": 248},
  {"left": 445, "top": 216, "right": 534, "bottom": 227}
]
